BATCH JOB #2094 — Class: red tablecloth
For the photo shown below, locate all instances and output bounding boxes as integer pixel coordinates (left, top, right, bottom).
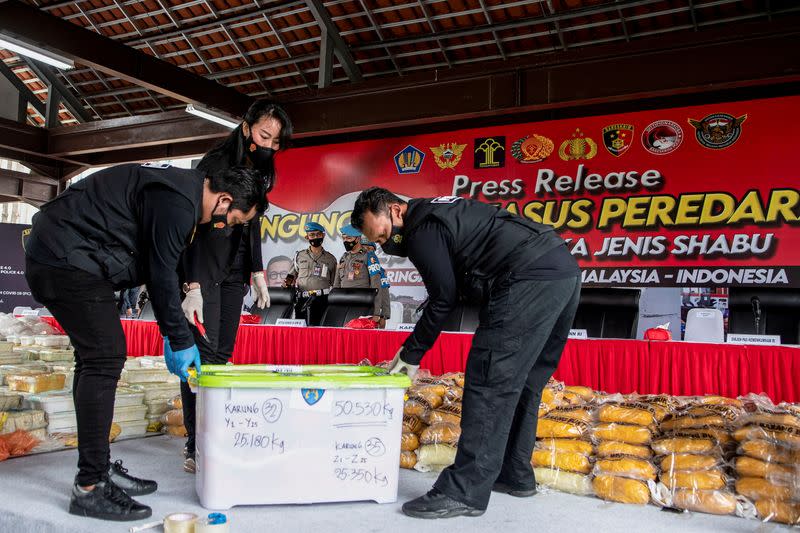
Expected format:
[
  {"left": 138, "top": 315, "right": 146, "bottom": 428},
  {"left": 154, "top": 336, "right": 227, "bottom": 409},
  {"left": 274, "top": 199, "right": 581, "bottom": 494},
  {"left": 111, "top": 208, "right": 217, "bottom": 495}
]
[{"left": 119, "top": 320, "right": 800, "bottom": 403}]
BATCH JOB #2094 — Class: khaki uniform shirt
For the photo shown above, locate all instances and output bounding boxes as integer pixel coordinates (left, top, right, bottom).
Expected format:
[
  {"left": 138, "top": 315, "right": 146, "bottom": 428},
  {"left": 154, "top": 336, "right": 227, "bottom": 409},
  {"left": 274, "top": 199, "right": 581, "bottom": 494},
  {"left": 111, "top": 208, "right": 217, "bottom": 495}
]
[
  {"left": 334, "top": 248, "right": 390, "bottom": 318},
  {"left": 288, "top": 247, "right": 337, "bottom": 291}
]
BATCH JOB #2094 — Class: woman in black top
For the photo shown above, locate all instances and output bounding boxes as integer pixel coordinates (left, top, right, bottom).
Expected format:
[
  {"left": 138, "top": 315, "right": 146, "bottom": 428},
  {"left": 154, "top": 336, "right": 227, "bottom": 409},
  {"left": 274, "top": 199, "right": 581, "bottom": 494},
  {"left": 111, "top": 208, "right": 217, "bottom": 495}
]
[{"left": 180, "top": 99, "right": 292, "bottom": 471}]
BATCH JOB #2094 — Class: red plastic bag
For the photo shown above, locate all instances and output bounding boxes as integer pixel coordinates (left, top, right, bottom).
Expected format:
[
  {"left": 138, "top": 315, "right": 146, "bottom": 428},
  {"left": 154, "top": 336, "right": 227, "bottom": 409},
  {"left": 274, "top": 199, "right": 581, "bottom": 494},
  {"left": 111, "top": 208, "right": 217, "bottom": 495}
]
[
  {"left": 345, "top": 317, "right": 378, "bottom": 329},
  {"left": 644, "top": 324, "right": 672, "bottom": 341},
  {"left": 0, "top": 430, "right": 40, "bottom": 457},
  {"left": 239, "top": 314, "right": 260, "bottom": 325}
]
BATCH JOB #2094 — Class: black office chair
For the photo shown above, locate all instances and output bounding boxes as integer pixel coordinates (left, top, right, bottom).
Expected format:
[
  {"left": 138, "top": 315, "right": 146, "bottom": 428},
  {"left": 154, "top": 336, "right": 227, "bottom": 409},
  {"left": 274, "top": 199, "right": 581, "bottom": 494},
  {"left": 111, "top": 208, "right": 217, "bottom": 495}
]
[
  {"left": 320, "top": 288, "right": 378, "bottom": 327},
  {"left": 571, "top": 288, "right": 641, "bottom": 339},
  {"left": 248, "top": 288, "right": 295, "bottom": 325},
  {"left": 440, "top": 303, "right": 481, "bottom": 333},
  {"left": 728, "top": 288, "right": 800, "bottom": 344}
]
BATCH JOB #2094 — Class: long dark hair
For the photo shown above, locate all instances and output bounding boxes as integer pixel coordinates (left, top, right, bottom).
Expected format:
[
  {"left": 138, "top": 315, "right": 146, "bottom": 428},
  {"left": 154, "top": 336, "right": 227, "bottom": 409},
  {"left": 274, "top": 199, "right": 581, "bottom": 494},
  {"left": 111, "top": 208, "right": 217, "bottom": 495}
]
[{"left": 197, "top": 100, "right": 292, "bottom": 194}]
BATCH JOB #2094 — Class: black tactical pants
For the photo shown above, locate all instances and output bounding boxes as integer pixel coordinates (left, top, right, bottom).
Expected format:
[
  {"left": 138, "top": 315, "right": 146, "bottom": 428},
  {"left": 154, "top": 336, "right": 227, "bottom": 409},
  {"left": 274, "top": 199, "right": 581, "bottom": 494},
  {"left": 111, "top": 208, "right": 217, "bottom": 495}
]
[{"left": 434, "top": 274, "right": 581, "bottom": 510}]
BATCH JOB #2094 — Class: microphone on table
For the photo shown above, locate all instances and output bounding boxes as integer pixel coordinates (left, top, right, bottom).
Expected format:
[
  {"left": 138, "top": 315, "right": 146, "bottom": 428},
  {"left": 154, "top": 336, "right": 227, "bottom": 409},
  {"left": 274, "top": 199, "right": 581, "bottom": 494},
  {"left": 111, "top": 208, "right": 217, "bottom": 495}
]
[{"left": 751, "top": 296, "right": 761, "bottom": 333}]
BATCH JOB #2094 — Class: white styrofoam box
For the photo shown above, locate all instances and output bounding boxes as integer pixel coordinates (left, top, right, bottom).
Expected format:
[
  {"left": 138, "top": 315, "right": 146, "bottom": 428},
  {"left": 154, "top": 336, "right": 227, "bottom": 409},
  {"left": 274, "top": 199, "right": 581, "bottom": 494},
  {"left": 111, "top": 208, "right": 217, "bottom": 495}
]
[
  {"left": 130, "top": 382, "right": 181, "bottom": 402},
  {"left": 34, "top": 335, "right": 70, "bottom": 347},
  {"left": 116, "top": 387, "right": 145, "bottom": 408},
  {"left": 116, "top": 419, "right": 148, "bottom": 439},
  {"left": 196, "top": 382, "right": 406, "bottom": 509},
  {"left": 24, "top": 390, "right": 75, "bottom": 414},
  {"left": 46, "top": 410, "right": 78, "bottom": 433},
  {"left": 113, "top": 404, "right": 147, "bottom": 423},
  {"left": 0, "top": 341, "right": 13, "bottom": 353}
]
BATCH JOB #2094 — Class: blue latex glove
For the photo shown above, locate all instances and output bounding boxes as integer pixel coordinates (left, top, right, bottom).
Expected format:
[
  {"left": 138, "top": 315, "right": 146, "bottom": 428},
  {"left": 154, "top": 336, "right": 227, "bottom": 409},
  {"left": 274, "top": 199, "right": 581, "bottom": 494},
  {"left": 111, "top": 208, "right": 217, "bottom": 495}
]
[
  {"left": 163, "top": 337, "right": 176, "bottom": 374},
  {"left": 164, "top": 340, "right": 201, "bottom": 382}
]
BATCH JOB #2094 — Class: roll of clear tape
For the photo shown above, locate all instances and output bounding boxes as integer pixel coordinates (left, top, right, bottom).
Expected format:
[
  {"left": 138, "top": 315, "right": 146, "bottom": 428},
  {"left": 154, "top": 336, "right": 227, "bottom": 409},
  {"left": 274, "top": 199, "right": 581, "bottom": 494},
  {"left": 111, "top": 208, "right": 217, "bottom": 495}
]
[
  {"left": 164, "top": 513, "right": 198, "bottom": 533},
  {"left": 194, "top": 513, "right": 229, "bottom": 533}
]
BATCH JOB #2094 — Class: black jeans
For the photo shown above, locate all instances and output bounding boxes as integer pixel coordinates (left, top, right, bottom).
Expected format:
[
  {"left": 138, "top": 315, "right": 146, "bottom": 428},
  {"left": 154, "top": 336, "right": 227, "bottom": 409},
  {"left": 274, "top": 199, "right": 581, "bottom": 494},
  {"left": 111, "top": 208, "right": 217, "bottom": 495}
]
[
  {"left": 181, "top": 269, "right": 248, "bottom": 455},
  {"left": 434, "top": 274, "right": 581, "bottom": 510},
  {"left": 293, "top": 294, "right": 328, "bottom": 326},
  {"left": 25, "top": 258, "right": 127, "bottom": 486}
]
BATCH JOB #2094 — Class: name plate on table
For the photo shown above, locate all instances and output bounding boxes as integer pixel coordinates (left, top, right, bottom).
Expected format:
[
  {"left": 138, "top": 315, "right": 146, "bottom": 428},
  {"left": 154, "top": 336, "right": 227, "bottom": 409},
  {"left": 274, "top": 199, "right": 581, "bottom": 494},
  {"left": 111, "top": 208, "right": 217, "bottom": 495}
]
[
  {"left": 276, "top": 319, "right": 307, "bottom": 327},
  {"left": 727, "top": 334, "right": 781, "bottom": 345},
  {"left": 396, "top": 323, "right": 416, "bottom": 331},
  {"left": 21, "top": 309, "right": 38, "bottom": 316},
  {"left": 568, "top": 329, "right": 588, "bottom": 339}
]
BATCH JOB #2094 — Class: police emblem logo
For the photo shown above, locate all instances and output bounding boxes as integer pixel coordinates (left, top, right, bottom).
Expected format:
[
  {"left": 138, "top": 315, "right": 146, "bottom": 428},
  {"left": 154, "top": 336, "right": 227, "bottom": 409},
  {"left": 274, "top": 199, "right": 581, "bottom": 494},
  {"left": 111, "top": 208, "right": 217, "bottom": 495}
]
[
  {"left": 474, "top": 137, "right": 506, "bottom": 168},
  {"left": 392, "top": 234, "right": 403, "bottom": 244},
  {"left": 511, "top": 134, "right": 554, "bottom": 164},
  {"left": 301, "top": 388, "right": 325, "bottom": 406},
  {"left": 602, "top": 124, "right": 634, "bottom": 157},
  {"left": 688, "top": 113, "right": 747, "bottom": 149},
  {"left": 642, "top": 120, "right": 684, "bottom": 155},
  {"left": 558, "top": 128, "right": 598, "bottom": 161},
  {"left": 430, "top": 143, "right": 467, "bottom": 170},
  {"left": 394, "top": 145, "right": 425, "bottom": 174}
]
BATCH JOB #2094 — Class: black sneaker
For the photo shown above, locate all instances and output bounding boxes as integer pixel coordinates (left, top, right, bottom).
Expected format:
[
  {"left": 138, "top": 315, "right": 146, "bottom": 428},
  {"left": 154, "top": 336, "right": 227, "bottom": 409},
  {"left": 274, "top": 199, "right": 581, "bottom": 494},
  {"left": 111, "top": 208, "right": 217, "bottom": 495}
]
[
  {"left": 68, "top": 479, "right": 152, "bottom": 522},
  {"left": 401, "top": 488, "right": 485, "bottom": 519},
  {"left": 492, "top": 481, "right": 537, "bottom": 498},
  {"left": 109, "top": 460, "right": 157, "bottom": 496},
  {"left": 184, "top": 453, "right": 196, "bottom": 474}
]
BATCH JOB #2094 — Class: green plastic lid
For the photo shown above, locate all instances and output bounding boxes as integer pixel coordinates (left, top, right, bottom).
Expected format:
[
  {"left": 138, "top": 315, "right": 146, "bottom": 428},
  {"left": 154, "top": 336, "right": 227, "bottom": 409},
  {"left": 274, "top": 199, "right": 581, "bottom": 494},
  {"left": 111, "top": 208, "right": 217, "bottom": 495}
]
[{"left": 195, "top": 364, "right": 411, "bottom": 390}]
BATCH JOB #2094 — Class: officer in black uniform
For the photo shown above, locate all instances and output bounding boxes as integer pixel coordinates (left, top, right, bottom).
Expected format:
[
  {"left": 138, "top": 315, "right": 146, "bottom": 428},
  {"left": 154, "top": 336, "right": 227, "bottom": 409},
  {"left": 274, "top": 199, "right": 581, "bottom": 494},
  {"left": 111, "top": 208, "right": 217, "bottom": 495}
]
[
  {"left": 24, "top": 163, "right": 266, "bottom": 522},
  {"left": 178, "top": 99, "right": 291, "bottom": 473},
  {"left": 351, "top": 187, "right": 581, "bottom": 519}
]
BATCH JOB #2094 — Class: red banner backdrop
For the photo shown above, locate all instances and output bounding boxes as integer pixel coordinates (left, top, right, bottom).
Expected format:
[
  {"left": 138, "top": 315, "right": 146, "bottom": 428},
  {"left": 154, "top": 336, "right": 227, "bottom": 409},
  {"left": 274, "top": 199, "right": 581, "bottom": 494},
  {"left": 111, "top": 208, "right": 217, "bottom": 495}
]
[{"left": 264, "top": 95, "right": 800, "bottom": 287}]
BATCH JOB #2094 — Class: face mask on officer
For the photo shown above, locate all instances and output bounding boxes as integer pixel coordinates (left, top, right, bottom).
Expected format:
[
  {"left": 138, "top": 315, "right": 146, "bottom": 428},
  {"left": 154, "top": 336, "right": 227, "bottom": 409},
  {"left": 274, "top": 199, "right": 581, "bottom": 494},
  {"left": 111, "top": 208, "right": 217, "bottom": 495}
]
[
  {"left": 343, "top": 239, "right": 358, "bottom": 252},
  {"left": 210, "top": 198, "right": 234, "bottom": 236},
  {"left": 379, "top": 212, "right": 408, "bottom": 257},
  {"left": 245, "top": 139, "right": 275, "bottom": 170}
]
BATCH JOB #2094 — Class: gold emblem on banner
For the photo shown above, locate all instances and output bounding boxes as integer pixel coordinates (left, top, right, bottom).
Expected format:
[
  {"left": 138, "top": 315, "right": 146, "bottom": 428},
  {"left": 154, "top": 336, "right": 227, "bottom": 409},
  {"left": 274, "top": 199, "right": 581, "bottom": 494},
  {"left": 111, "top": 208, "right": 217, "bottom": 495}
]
[
  {"left": 559, "top": 128, "right": 598, "bottom": 161},
  {"left": 430, "top": 143, "right": 467, "bottom": 170},
  {"left": 511, "top": 134, "right": 554, "bottom": 163}
]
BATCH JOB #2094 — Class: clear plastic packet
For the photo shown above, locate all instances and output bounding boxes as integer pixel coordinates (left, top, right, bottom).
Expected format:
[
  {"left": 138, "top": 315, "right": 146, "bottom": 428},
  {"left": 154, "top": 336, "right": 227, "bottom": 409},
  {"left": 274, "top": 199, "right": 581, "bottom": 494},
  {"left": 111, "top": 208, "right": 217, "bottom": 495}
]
[
  {"left": 596, "top": 441, "right": 652, "bottom": 459},
  {"left": 661, "top": 468, "right": 729, "bottom": 491},
  {"left": 161, "top": 409, "right": 184, "bottom": 427},
  {"left": 596, "top": 394, "right": 671, "bottom": 426},
  {"left": 733, "top": 423, "right": 800, "bottom": 448},
  {"left": 738, "top": 439, "right": 798, "bottom": 464},
  {"left": 402, "top": 414, "right": 426, "bottom": 435},
  {"left": 400, "top": 450, "right": 418, "bottom": 469},
  {"left": 537, "top": 415, "right": 592, "bottom": 440},
  {"left": 659, "top": 453, "right": 723, "bottom": 472},
  {"left": 167, "top": 394, "right": 182, "bottom": 410},
  {"left": 403, "top": 398, "right": 431, "bottom": 418},
  {"left": 735, "top": 476, "right": 797, "bottom": 501},
  {"left": 593, "top": 422, "right": 655, "bottom": 445},
  {"left": 563, "top": 385, "right": 595, "bottom": 403},
  {"left": 532, "top": 448, "right": 592, "bottom": 475},
  {"left": 440, "top": 372, "right": 465, "bottom": 388},
  {"left": 415, "top": 444, "right": 457, "bottom": 472},
  {"left": 592, "top": 474, "right": 651, "bottom": 505},
  {"left": 534, "top": 467, "right": 593, "bottom": 496},
  {"left": 546, "top": 406, "right": 594, "bottom": 425},
  {"left": 535, "top": 438, "right": 594, "bottom": 457},
  {"left": 593, "top": 455, "right": 657, "bottom": 481},
  {"left": 734, "top": 455, "right": 796, "bottom": 484},
  {"left": 401, "top": 432, "right": 419, "bottom": 452},
  {"left": 407, "top": 388, "right": 443, "bottom": 410},
  {"left": 753, "top": 499, "right": 800, "bottom": 525},
  {"left": 419, "top": 422, "right": 460, "bottom": 446},
  {"left": 424, "top": 405, "right": 461, "bottom": 426},
  {"left": 652, "top": 432, "right": 723, "bottom": 455},
  {"left": 444, "top": 386, "right": 463, "bottom": 403}
]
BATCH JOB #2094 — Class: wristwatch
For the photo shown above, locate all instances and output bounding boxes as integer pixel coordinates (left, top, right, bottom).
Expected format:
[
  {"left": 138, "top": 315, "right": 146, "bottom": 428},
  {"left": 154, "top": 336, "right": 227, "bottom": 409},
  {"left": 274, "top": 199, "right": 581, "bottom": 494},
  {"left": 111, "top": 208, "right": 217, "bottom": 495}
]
[{"left": 182, "top": 282, "right": 200, "bottom": 294}]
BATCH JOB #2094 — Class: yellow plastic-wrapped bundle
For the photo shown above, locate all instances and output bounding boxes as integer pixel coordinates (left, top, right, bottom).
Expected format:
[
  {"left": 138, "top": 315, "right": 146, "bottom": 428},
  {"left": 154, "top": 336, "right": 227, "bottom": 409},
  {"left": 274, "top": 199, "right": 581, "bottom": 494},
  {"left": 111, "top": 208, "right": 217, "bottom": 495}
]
[
  {"left": 594, "top": 456, "right": 657, "bottom": 481},
  {"left": 419, "top": 422, "right": 461, "bottom": 446},
  {"left": 563, "top": 386, "right": 595, "bottom": 403},
  {"left": 670, "top": 489, "right": 738, "bottom": 516},
  {"left": 401, "top": 432, "right": 420, "bottom": 452},
  {"left": 738, "top": 439, "right": 798, "bottom": 464},
  {"left": 593, "top": 423, "right": 654, "bottom": 445},
  {"left": 754, "top": 500, "right": 800, "bottom": 526},
  {"left": 400, "top": 450, "right": 418, "bottom": 470},
  {"left": 597, "top": 402, "right": 667, "bottom": 427},
  {"left": 403, "top": 398, "right": 430, "bottom": 418},
  {"left": 592, "top": 475, "right": 650, "bottom": 505},
  {"left": 536, "top": 438, "right": 594, "bottom": 457},
  {"left": 534, "top": 467, "right": 593, "bottom": 496},
  {"left": 659, "top": 453, "right": 720, "bottom": 472},
  {"left": 735, "top": 477, "right": 794, "bottom": 501},
  {"left": 661, "top": 469, "right": 728, "bottom": 491},
  {"left": 651, "top": 434, "right": 719, "bottom": 455},
  {"left": 402, "top": 415, "right": 426, "bottom": 435},
  {"left": 735, "top": 456, "right": 795, "bottom": 483},
  {"left": 597, "top": 441, "right": 652, "bottom": 459},
  {"left": 531, "top": 449, "right": 592, "bottom": 475},
  {"left": 537, "top": 416, "right": 591, "bottom": 440}
]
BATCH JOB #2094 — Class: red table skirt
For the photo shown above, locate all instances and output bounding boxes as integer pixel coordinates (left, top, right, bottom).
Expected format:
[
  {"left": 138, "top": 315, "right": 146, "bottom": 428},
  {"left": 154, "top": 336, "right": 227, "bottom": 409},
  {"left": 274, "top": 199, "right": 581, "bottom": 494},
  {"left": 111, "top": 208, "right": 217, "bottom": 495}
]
[{"left": 120, "top": 320, "right": 800, "bottom": 404}]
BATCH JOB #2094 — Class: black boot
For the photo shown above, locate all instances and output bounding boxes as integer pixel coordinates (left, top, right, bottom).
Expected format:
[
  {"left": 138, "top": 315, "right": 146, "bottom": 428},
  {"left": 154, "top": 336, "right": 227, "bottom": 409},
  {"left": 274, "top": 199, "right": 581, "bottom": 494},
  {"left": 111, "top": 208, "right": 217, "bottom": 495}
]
[
  {"left": 492, "top": 481, "right": 537, "bottom": 498},
  {"left": 401, "top": 488, "right": 485, "bottom": 519},
  {"left": 68, "top": 479, "right": 152, "bottom": 522},
  {"left": 108, "top": 460, "right": 158, "bottom": 496}
]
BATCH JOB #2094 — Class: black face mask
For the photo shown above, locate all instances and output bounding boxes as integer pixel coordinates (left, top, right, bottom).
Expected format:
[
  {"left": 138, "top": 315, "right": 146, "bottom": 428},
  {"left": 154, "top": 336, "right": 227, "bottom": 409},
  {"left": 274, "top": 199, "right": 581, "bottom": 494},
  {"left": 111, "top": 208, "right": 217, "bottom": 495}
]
[
  {"left": 380, "top": 215, "right": 407, "bottom": 257},
  {"left": 210, "top": 203, "right": 233, "bottom": 237},
  {"left": 309, "top": 237, "right": 324, "bottom": 248},
  {"left": 343, "top": 241, "right": 357, "bottom": 252},
  {"left": 245, "top": 136, "right": 276, "bottom": 170}
]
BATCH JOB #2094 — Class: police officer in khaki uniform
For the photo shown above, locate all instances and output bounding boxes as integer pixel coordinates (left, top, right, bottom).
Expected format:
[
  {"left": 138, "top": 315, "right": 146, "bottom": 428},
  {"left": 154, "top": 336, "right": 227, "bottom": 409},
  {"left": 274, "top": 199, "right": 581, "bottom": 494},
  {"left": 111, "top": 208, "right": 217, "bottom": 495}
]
[
  {"left": 334, "top": 225, "right": 390, "bottom": 328},
  {"left": 283, "top": 221, "right": 337, "bottom": 325}
]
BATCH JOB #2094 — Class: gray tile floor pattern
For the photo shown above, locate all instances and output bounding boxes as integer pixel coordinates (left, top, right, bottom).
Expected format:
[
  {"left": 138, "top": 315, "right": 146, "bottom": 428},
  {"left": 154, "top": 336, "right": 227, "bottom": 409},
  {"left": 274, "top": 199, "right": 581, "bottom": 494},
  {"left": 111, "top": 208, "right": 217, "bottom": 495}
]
[{"left": 0, "top": 435, "right": 792, "bottom": 533}]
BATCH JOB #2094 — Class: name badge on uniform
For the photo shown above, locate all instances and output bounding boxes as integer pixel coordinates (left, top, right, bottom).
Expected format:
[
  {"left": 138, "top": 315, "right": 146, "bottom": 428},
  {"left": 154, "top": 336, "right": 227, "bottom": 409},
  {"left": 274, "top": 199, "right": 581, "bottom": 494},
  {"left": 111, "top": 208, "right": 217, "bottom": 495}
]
[
  {"left": 347, "top": 271, "right": 355, "bottom": 281},
  {"left": 313, "top": 264, "right": 322, "bottom": 277}
]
